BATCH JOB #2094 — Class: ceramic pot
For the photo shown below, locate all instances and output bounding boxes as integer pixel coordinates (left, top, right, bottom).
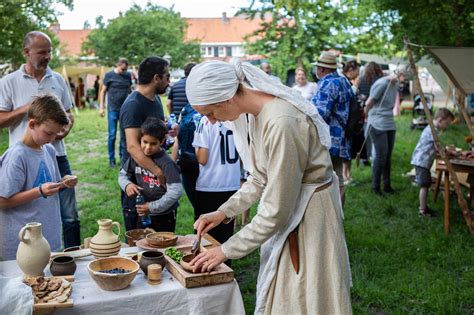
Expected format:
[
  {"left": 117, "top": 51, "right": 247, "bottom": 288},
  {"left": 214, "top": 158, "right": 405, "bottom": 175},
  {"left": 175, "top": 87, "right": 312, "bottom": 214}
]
[
  {"left": 16, "top": 222, "right": 51, "bottom": 277},
  {"left": 89, "top": 219, "right": 121, "bottom": 258},
  {"left": 139, "top": 251, "right": 166, "bottom": 275},
  {"left": 50, "top": 255, "right": 77, "bottom": 276}
]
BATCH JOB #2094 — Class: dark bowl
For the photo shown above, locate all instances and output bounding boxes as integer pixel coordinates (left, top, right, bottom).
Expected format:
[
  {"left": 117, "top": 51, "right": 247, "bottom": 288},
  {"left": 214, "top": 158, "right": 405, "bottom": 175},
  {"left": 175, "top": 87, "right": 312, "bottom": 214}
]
[
  {"left": 139, "top": 251, "right": 166, "bottom": 275},
  {"left": 50, "top": 255, "right": 77, "bottom": 276}
]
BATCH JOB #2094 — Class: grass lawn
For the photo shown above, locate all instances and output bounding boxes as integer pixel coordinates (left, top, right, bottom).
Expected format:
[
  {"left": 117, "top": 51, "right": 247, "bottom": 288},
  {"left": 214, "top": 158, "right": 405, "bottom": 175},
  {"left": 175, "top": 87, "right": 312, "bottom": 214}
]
[{"left": 1, "top": 108, "right": 473, "bottom": 314}]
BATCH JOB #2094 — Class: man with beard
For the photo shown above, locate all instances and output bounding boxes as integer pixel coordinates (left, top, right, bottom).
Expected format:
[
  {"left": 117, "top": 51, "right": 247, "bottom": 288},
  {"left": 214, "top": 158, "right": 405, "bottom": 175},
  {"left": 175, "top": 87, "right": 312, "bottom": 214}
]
[
  {"left": 119, "top": 56, "right": 170, "bottom": 230},
  {"left": 0, "top": 31, "right": 81, "bottom": 248}
]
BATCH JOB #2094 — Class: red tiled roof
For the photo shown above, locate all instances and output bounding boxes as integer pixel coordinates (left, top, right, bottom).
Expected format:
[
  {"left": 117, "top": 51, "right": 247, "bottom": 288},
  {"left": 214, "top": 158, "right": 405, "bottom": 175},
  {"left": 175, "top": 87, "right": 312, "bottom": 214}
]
[
  {"left": 54, "top": 16, "right": 263, "bottom": 57},
  {"left": 185, "top": 16, "right": 263, "bottom": 43}
]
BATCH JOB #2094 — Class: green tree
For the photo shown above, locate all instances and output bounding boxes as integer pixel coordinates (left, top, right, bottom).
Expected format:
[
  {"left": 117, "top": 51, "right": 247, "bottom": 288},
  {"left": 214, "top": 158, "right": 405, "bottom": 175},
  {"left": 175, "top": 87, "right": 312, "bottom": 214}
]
[
  {"left": 366, "top": 0, "right": 474, "bottom": 48},
  {"left": 83, "top": 3, "right": 200, "bottom": 67},
  {"left": 239, "top": 0, "right": 375, "bottom": 81},
  {"left": 0, "top": 0, "right": 73, "bottom": 67}
]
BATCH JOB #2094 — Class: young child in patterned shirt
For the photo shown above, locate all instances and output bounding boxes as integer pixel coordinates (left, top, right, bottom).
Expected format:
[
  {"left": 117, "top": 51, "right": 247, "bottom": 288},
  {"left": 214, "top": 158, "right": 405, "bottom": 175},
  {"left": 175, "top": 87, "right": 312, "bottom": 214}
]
[{"left": 411, "top": 108, "right": 454, "bottom": 217}]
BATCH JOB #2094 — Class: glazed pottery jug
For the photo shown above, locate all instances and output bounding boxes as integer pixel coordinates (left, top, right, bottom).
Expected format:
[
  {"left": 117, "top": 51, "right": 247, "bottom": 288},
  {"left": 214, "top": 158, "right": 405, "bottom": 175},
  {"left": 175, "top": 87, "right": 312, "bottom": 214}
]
[
  {"left": 90, "top": 219, "right": 121, "bottom": 258},
  {"left": 50, "top": 255, "right": 76, "bottom": 276},
  {"left": 16, "top": 222, "right": 51, "bottom": 276},
  {"left": 139, "top": 251, "right": 166, "bottom": 275}
]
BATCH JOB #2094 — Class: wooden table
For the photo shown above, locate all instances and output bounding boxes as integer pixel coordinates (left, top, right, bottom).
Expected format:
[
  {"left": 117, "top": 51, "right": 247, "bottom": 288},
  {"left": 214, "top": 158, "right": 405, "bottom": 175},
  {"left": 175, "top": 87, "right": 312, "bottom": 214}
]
[{"left": 433, "top": 158, "right": 474, "bottom": 234}]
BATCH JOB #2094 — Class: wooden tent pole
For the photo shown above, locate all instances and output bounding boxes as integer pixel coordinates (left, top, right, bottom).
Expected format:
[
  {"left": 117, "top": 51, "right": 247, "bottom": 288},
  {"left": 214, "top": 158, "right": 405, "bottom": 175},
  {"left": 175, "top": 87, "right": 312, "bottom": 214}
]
[
  {"left": 405, "top": 41, "right": 473, "bottom": 234},
  {"left": 454, "top": 89, "right": 474, "bottom": 140}
]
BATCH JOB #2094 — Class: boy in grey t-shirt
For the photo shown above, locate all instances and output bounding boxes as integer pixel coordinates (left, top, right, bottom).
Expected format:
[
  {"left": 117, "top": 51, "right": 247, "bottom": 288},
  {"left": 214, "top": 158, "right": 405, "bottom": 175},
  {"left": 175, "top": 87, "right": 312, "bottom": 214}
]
[{"left": 0, "top": 95, "right": 77, "bottom": 260}]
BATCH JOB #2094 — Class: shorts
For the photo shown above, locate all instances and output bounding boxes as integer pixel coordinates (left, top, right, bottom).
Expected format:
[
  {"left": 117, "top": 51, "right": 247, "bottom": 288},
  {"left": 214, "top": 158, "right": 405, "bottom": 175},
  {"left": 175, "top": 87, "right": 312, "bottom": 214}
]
[
  {"left": 415, "top": 166, "right": 431, "bottom": 188},
  {"left": 331, "top": 155, "right": 344, "bottom": 187}
]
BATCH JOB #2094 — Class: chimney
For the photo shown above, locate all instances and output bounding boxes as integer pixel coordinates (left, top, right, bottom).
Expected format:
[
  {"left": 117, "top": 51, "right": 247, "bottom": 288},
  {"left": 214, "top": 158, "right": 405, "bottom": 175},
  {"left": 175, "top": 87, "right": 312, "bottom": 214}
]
[{"left": 222, "top": 12, "right": 229, "bottom": 24}]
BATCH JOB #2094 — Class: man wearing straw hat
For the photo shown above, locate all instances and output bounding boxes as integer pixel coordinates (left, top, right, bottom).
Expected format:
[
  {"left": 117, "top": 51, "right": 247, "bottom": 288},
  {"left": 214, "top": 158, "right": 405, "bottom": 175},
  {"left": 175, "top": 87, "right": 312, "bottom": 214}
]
[{"left": 312, "top": 51, "right": 354, "bottom": 205}]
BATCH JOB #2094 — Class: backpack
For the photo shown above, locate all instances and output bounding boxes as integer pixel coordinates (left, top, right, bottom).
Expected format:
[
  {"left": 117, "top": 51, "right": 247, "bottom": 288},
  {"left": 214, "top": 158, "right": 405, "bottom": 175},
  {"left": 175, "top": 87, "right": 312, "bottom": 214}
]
[
  {"left": 176, "top": 104, "right": 200, "bottom": 178},
  {"left": 345, "top": 91, "right": 363, "bottom": 137}
]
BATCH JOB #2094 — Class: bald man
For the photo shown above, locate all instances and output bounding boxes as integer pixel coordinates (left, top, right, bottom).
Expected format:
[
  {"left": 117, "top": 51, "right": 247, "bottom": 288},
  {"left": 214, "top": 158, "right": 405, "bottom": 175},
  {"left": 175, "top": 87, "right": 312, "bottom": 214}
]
[
  {"left": 0, "top": 31, "right": 81, "bottom": 248},
  {"left": 260, "top": 61, "right": 282, "bottom": 84}
]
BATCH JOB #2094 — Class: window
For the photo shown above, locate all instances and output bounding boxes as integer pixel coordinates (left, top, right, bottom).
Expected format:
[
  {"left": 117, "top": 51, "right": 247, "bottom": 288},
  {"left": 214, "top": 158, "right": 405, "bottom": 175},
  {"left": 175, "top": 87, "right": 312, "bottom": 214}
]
[
  {"left": 232, "top": 46, "right": 245, "bottom": 57},
  {"left": 200, "top": 46, "right": 213, "bottom": 57},
  {"left": 218, "top": 46, "right": 226, "bottom": 57}
]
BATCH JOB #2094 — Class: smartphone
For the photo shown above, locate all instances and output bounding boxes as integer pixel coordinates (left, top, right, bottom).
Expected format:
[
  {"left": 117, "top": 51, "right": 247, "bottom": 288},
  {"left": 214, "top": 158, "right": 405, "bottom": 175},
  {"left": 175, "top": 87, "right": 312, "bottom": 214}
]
[{"left": 60, "top": 175, "right": 77, "bottom": 187}]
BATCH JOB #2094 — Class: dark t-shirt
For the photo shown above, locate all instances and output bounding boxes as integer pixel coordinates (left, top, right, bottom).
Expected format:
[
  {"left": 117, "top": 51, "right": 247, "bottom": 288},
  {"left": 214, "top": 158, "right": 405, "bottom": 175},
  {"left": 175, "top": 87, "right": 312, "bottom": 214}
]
[
  {"left": 122, "top": 150, "right": 180, "bottom": 214},
  {"left": 104, "top": 70, "right": 132, "bottom": 112},
  {"left": 167, "top": 78, "right": 188, "bottom": 116},
  {"left": 119, "top": 91, "right": 165, "bottom": 163}
]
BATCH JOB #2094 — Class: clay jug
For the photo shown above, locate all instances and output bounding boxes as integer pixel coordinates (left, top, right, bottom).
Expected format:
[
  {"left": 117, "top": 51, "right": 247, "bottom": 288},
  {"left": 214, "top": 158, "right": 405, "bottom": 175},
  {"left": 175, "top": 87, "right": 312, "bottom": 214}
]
[
  {"left": 90, "top": 219, "right": 121, "bottom": 258},
  {"left": 16, "top": 222, "right": 51, "bottom": 276}
]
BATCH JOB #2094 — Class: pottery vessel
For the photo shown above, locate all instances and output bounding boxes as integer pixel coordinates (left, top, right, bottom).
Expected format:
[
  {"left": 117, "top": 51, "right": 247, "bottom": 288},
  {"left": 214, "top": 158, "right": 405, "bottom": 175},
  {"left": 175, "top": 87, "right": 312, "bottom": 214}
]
[
  {"left": 89, "top": 219, "right": 121, "bottom": 258},
  {"left": 125, "top": 228, "right": 154, "bottom": 247},
  {"left": 16, "top": 222, "right": 51, "bottom": 277},
  {"left": 50, "top": 255, "right": 76, "bottom": 276},
  {"left": 139, "top": 251, "right": 166, "bottom": 275}
]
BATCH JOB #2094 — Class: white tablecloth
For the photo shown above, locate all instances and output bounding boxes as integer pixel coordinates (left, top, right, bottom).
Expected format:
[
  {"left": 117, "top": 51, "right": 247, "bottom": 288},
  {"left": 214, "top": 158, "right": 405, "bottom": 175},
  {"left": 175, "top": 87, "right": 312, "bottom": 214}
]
[{"left": 0, "top": 247, "right": 245, "bottom": 315}]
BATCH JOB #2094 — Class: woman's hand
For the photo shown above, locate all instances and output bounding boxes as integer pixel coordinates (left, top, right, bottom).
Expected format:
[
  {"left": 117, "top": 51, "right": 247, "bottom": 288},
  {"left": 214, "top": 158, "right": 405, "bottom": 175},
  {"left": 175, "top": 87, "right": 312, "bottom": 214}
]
[
  {"left": 136, "top": 203, "right": 150, "bottom": 216},
  {"left": 125, "top": 183, "right": 142, "bottom": 197},
  {"left": 193, "top": 210, "right": 227, "bottom": 237},
  {"left": 190, "top": 246, "right": 227, "bottom": 273}
]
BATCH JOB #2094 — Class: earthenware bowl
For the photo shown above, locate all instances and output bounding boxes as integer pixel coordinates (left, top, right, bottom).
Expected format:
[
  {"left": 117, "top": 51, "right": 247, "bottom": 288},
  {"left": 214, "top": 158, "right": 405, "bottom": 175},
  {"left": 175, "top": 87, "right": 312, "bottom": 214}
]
[
  {"left": 125, "top": 228, "right": 155, "bottom": 247},
  {"left": 139, "top": 251, "right": 166, "bottom": 275},
  {"left": 87, "top": 256, "right": 139, "bottom": 291},
  {"left": 50, "top": 255, "right": 76, "bottom": 276},
  {"left": 145, "top": 232, "right": 177, "bottom": 248}
]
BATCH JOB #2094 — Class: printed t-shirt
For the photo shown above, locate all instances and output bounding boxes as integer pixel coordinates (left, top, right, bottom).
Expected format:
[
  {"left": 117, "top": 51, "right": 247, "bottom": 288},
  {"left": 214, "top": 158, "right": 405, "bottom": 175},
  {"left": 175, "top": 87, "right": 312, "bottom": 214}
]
[
  {"left": 0, "top": 65, "right": 73, "bottom": 156},
  {"left": 192, "top": 117, "right": 241, "bottom": 192},
  {"left": 0, "top": 143, "right": 62, "bottom": 260},
  {"left": 122, "top": 150, "right": 181, "bottom": 214}
]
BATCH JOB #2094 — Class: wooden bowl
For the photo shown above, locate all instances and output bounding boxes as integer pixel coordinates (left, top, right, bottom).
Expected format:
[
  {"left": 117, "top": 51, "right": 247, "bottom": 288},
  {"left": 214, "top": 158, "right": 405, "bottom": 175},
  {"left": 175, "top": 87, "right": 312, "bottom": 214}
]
[
  {"left": 125, "top": 228, "right": 155, "bottom": 246},
  {"left": 180, "top": 254, "right": 197, "bottom": 273},
  {"left": 87, "top": 256, "right": 139, "bottom": 291},
  {"left": 146, "top": 232, "right": 177, "bottom": 248}
]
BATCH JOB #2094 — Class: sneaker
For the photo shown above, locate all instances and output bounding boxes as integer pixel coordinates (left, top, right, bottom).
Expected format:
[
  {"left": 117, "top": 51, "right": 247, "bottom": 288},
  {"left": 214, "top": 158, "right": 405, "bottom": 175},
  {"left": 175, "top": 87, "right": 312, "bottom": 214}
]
[
  {"left": 109, "top": 160, "right": 116, "bottom": 168},
  {"left": 419, "top": 207, "right": 438, "bottom": 217}
]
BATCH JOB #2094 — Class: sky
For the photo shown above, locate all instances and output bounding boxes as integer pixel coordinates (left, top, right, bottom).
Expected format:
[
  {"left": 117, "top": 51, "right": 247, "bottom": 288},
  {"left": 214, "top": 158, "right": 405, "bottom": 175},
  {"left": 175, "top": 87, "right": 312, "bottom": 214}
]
[{"left": 55, "top": 0, "right": 253, "bottom": 29}]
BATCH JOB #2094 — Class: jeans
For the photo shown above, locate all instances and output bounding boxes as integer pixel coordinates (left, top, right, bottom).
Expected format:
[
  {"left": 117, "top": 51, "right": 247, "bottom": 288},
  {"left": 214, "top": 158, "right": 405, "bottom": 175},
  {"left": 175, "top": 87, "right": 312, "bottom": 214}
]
[
  {"left": 108, "top": 110, "right": 123, "bottom": 163},
  {"left": 369, "top": 128, "right": 396, "bottom": 191},
  {"left": 56, "top": 156, "right": 81, "bottom": 248}
]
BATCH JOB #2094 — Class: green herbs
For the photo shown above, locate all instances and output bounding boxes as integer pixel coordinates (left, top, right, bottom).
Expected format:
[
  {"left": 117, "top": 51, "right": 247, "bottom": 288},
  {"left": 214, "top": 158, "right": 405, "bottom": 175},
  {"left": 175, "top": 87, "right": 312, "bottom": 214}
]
[{"left": 165, "top": 247, "right": 184, "bottom": 263}]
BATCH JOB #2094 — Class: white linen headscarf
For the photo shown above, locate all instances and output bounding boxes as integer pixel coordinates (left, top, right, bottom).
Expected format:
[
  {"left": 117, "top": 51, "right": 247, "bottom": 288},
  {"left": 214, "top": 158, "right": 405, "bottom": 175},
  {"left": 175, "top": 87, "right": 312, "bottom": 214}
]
[{"left": 186, "top": 58, "right": 331, "bottom": 171}]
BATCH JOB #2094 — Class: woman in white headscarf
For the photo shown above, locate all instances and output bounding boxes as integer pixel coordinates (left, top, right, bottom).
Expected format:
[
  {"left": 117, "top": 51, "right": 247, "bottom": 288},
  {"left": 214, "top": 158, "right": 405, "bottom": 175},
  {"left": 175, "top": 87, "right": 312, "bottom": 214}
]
[{"left": 188, "top": 59, "right": 352, "bottom": 315}]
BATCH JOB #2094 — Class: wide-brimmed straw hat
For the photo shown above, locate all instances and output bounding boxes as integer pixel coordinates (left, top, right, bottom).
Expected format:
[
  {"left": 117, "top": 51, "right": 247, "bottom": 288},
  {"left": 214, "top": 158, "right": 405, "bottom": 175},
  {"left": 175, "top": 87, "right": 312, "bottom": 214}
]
[{"left": 314, "top": 52, "right": 338, "bottom": 69}]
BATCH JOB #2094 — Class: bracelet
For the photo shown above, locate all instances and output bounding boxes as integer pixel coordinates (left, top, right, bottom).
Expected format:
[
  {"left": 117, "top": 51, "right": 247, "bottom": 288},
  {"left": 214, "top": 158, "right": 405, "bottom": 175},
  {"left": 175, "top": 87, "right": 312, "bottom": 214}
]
[{"left": 38, "top": 184, "right": 47, "bottom": 199}]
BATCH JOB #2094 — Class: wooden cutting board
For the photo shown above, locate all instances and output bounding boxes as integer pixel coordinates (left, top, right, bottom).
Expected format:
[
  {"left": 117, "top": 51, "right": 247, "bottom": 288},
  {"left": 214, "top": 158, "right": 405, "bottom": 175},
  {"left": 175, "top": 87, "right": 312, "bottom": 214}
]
[
  {"left": 165, "top": 253, "right": 234, "bottom": 288},
  {"left": 33, "top": 275, "right": 74, "bottom": 315}
]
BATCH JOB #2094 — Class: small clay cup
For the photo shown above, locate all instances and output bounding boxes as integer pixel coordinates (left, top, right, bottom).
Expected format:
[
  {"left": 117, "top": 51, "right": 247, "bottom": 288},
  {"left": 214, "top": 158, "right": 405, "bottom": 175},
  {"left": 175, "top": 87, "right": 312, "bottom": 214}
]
[
  {"left": 50, "top": 255, "right": 76, "bottom": 276},
  {"left": 139, "top": 251, "right": 166, "bottom": 275}
]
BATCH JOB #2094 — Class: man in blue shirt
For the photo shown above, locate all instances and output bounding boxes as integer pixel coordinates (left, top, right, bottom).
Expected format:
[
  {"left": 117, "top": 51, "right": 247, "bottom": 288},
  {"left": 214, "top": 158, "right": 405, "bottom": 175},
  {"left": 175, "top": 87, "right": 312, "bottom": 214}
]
[
  {"left": 166, "top": 62, "right": 196, "bottom": 117},
  {"left": 99, "top": 58, "right": 132, "bottom": 167},
  {"left": 312, "top": 51, "right": 353, "bottom": 205}
]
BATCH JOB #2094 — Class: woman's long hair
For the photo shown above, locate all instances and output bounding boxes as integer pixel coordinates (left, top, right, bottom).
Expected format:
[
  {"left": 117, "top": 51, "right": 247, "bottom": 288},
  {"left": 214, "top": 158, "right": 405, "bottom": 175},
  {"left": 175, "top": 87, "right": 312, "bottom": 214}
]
[{"left": 363, "top": 62, "right": 383, "bottom": 85}]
